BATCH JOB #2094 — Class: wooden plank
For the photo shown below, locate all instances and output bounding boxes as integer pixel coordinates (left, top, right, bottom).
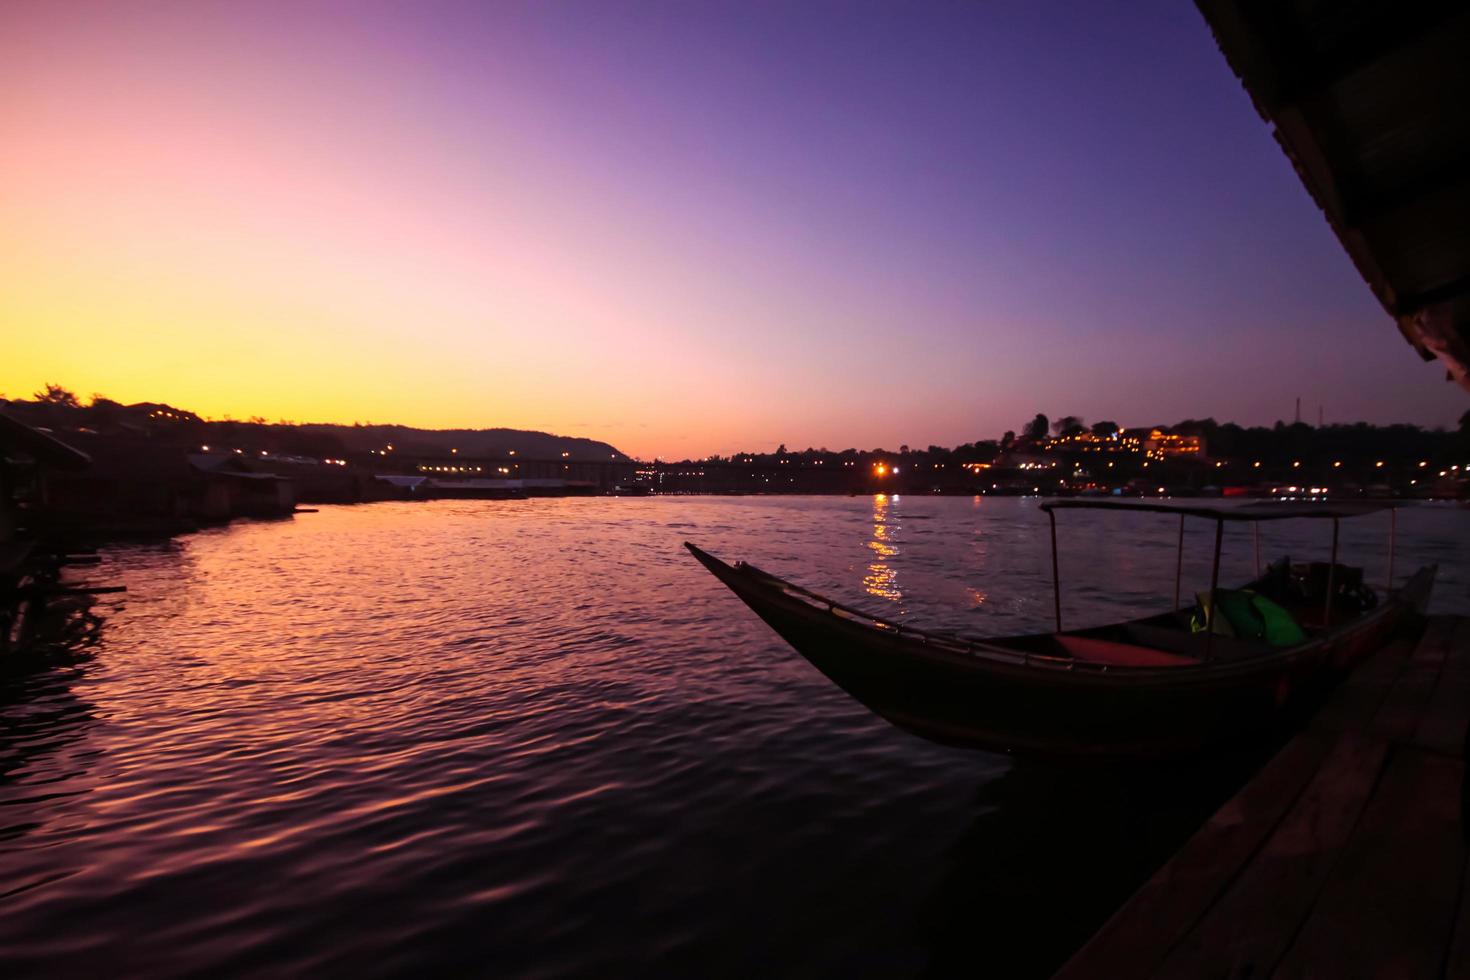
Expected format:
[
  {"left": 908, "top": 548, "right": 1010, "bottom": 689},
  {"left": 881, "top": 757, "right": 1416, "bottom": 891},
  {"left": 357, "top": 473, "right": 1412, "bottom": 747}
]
[
  {"left": 1308, "top": 631, "right": 1416, "bottom": 735},
  {"left": 1444, "top": 853, "right": 1470, "bottom": 980},
  {"left": 1152, "top": 732, "right": 1390, "bottom": 980},
  {"left": 1445, "top": 853, "right": 1470, "bottom": 980},
  {"left": 1370, "top": 616, "right": 1456, "bottom": 744},
  {"left": 1056, "top": 624, "right": 1438, "bottom": 980},
  {"left": 1413, "top": 617, "right": 1470, "bottom": 758},
  {"left": 1270, "top": 747, "right": 1466, "bottom": 980},
  {"left": 1052, "top": 730, "right": 1335, "bottom": 980},
  {"left": 1439, "top": 622, "right": 1470, "bottom": 980}
]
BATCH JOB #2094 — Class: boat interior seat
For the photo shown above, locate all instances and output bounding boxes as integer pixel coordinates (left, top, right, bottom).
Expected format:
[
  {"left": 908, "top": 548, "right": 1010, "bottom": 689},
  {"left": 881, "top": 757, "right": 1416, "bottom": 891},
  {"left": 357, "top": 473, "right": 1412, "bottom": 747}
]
[
  {"left": 1121, "top": 623, "right": 1268, "bottom": 663},
  {"left": 1054, "top": 634, "right": 1197, "bottom": 668}
]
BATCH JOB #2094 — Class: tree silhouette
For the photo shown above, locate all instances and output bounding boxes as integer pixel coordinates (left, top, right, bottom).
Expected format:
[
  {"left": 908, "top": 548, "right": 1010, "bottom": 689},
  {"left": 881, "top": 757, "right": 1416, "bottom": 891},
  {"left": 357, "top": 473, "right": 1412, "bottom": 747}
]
[
  {"left": 34, "top": 383, "right": 79, "bottom": 407},
  {"left": 1023, "top": 414, "right": 1049, "bottom": 441},
  {"left": 1053, "top": 415, "right": 1085, "bottom": 437}
]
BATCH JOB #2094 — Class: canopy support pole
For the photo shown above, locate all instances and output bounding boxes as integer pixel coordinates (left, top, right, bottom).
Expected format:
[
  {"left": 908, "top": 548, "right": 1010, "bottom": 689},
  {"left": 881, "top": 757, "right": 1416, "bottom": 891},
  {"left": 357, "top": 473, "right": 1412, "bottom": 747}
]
[
  {"left": 1324, "top": 517, "right": 1339, "bottom": 630},
  {"left": 1206, "top": 519, "right": 1223, "bottom": 661},
  {"left": 1174, "top": 514, "right": 1185, "bottom": 609},
  {"left": 1253, "top": 522, "right": 1261, "bottom": 577},
  {"left": 1387, "top": 508, "right": 1397, "bottom": 590},
  {"left": 1049, "top": 509, "right": 1062, "bottom": 631}
]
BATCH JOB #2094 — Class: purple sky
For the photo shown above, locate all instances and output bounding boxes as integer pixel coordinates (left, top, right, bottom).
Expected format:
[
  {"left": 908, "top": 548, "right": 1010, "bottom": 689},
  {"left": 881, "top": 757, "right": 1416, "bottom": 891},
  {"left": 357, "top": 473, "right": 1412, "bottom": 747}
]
[{"left": 5, "top": 0, "right": 1463, "bottom": 457}]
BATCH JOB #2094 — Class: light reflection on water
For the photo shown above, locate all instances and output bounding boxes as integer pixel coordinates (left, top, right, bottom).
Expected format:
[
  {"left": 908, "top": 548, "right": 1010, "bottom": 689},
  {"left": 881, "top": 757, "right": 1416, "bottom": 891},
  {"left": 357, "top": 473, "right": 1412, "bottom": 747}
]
[
  {"left": 864, "top": 493, "right": 902, "bottom": 602},
  {"left": 0, "top": 496, "right": 1464, "bottom": 977}
]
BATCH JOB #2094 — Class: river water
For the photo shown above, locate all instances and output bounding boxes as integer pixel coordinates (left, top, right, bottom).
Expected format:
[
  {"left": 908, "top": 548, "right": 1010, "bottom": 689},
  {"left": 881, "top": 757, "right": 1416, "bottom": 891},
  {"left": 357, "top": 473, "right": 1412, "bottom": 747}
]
[{"left": 2, "top": 497, "right": 1465, "bottom": 977}]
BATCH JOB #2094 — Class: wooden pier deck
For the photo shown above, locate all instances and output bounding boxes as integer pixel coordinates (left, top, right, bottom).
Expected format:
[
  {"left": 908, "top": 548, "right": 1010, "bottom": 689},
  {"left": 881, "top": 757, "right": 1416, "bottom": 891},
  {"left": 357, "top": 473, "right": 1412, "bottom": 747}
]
[{"left": 1055, "top": 614, "right": 1470, "bottom": 980}]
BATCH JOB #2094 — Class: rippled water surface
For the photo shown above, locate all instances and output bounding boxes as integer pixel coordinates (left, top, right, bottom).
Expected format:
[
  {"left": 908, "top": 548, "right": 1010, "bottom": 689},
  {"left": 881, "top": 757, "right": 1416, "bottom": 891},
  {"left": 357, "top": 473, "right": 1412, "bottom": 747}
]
[{"left": 2, "top": 497, "right": 1466, "bottom": 977}]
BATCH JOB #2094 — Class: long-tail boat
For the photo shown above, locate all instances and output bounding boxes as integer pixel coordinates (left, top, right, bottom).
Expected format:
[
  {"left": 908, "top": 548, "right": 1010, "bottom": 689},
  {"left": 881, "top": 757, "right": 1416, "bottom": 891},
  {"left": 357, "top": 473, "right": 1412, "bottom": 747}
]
[{"left": 687, "top": 500, "right": 1434, "bottom": 759}]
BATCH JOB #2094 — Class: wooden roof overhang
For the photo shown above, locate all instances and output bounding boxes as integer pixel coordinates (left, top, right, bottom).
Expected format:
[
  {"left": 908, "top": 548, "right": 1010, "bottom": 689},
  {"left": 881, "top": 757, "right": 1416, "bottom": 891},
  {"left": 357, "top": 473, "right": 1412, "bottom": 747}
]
[{"left": 1197, "top": 0, "right": 1470, "bottom": 389}]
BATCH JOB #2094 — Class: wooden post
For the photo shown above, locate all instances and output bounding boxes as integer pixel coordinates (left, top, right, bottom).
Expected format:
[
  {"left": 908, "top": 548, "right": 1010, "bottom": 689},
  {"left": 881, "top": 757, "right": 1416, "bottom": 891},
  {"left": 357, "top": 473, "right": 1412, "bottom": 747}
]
[
  {"left": 1174, "top": 513, "right": 1185, "bottom": 609},
  {"left": 1206, "top": 519, "right": 1223, "bottom": 661},
  {"left": 1324, "top": 517, "right": 1339, "bottom": 630},
  {"left": 1049, "top": 508, "right": 1062, "bottom": 632}
]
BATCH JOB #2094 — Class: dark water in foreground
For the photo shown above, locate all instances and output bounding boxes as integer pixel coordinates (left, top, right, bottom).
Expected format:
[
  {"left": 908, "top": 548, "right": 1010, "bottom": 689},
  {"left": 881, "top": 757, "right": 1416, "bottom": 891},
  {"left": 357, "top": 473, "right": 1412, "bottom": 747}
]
[{"left": 2, "top": 497, "right": 1466, "bottom": 977}]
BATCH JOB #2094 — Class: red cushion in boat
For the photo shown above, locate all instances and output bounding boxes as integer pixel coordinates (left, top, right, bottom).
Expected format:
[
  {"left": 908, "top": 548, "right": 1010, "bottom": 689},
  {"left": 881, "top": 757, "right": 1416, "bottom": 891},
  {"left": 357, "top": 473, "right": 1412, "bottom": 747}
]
[{"left": 1055, "top": 635, "right": 1195, "bottom": 668}]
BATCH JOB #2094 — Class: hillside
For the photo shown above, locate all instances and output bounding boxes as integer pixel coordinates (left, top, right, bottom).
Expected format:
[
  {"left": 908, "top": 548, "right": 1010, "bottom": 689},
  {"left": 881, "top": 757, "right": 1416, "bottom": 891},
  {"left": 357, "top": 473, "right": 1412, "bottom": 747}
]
[
  {"left": 2, "top": 392, "right": 628, "bottom": 461},
  {"left": 300, "top": 423, "right": 627, "bottom": 460}
]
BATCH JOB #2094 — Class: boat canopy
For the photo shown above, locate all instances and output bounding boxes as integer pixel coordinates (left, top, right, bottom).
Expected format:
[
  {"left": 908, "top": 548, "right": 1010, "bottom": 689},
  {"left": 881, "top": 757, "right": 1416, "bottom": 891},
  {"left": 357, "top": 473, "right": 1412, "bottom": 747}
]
[
  {"left": 1039, "top": 499, "right": 1398, "bottom": 523},
  {"left": 1039, "top": 497, "right": 1404, "bottom": 643}
]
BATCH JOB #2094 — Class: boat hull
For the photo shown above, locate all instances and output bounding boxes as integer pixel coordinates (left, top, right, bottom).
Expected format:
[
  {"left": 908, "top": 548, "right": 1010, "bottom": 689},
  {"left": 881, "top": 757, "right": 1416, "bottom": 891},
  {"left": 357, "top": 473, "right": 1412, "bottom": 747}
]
[{"left": 688, "top": 544, "right": 1434, "bottom": 760}]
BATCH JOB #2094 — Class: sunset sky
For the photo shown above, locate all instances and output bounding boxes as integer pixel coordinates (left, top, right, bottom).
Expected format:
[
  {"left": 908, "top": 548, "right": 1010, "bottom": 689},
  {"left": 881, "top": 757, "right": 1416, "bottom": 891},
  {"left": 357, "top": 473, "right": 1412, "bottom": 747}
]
[{"left": 3, "top": 0, "right": 1464, "bottom": 459}]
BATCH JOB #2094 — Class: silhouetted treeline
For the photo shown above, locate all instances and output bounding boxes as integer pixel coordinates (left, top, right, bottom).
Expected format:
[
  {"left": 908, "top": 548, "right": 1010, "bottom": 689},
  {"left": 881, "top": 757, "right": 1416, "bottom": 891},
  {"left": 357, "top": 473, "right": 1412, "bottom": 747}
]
[
  {"left": 1171, "top": 417, "right": 1470, "bottom": 466},
  {"left": 691, "top": 410, "right": 1470, "bottom": 468}
]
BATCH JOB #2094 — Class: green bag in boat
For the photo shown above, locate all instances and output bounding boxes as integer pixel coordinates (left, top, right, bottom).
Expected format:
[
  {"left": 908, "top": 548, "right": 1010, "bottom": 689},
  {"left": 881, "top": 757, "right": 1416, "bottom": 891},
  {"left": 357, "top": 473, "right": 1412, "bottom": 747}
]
[
  {"left": 1192, "top": 590, "right": 1307, "bottom": 648},
  {"left": 1253, "top": 593, "right": 1308, "bottom": 647}
]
